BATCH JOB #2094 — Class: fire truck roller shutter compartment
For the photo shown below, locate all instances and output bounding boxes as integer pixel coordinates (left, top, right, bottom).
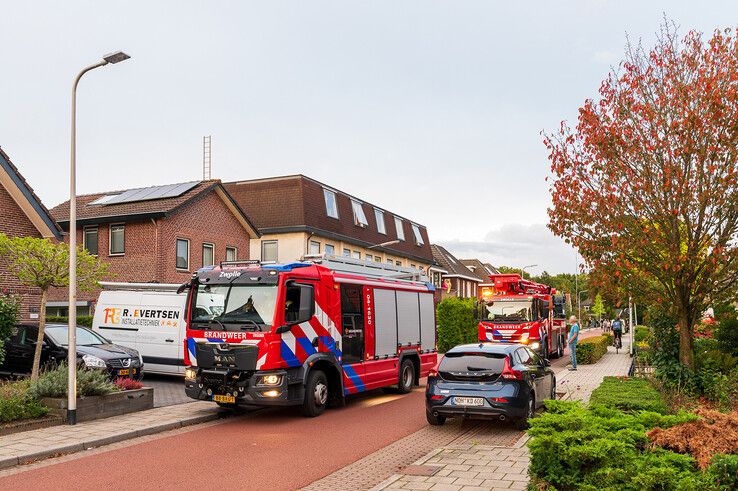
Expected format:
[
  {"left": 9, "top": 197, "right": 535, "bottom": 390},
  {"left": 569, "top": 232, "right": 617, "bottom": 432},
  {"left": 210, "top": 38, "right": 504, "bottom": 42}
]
[
  {"left": 373, "top": 288, "right": 398, "bottom": 358},
  {"left": 419, "top": 292, "right": 435, "bottom": 351},
  {"left": 396, "top": 291, "right": 421, "bottom": 347}
]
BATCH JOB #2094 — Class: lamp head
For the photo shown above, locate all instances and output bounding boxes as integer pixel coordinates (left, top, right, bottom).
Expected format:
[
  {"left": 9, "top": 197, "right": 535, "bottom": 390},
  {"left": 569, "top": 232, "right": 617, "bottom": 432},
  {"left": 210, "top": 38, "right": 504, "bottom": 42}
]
[{"left": 103, "top": 51, "right": 131, "bottom": 64}]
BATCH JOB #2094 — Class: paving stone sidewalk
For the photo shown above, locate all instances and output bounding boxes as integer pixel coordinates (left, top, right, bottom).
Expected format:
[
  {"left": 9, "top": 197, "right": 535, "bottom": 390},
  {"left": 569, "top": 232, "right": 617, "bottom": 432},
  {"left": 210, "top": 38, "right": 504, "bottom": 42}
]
[
  {"left": 372, "top": 342, "right": 633, "bottom": 491},
  {"left": 0, "top": 401, "right": 222, "bottom": 470}
]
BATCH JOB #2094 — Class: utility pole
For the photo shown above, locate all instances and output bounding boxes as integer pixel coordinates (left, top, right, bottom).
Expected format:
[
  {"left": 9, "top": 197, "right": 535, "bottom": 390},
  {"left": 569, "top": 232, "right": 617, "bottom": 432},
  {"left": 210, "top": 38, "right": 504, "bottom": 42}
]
[{"left": 629, "top": 295, "right": 634, "bottom": 355}]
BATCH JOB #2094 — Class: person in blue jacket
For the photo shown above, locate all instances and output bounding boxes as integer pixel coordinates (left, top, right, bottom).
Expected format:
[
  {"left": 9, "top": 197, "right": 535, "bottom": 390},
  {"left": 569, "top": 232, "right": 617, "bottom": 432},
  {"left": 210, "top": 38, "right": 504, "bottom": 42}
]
[{"left": 568, "top": 315, "right": 580, "bottom": 371}]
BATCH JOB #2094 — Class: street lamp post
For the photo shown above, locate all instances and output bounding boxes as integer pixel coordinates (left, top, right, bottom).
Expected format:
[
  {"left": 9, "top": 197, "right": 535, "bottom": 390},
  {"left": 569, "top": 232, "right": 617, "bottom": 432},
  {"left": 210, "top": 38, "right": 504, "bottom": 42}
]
[
  {"left": 367, "top": 239, "right": 400, "bottom": 250},
  {"left": 577, "top": 289, "right": 588, "bottom": 325},
  {"left": 68, "top": 51, "right": 130, "bottom": 425},
  {"left": 521, "top": 264, "right": 537, "bottom": 279}
]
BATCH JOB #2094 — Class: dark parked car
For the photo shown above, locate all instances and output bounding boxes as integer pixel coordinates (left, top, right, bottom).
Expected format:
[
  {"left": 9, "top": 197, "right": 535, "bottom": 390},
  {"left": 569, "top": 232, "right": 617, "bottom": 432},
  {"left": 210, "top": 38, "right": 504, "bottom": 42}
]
[
  {"left": 425, "top": 343, "right": 556, "bottom": 429},
  {"left": 0, "top": 324, "right": 143, "bottom": 380}
]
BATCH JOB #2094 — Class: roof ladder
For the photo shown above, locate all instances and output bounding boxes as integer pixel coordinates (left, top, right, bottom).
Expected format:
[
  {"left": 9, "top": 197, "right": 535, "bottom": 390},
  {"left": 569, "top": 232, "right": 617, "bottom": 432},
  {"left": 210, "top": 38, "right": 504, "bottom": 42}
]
[{"left": 301, "top": 254, "right": 430, "bottom": 285}]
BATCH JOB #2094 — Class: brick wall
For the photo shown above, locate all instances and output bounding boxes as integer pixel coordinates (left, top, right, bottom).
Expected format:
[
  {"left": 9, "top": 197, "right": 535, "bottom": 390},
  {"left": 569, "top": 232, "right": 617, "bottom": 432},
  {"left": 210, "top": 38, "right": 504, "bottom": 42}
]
[
  {"left": 48, "top": 191, "right": 251, "bottom": 310},
  {"left": 0, "top": 185, "right": 42, "bottom": 322}
]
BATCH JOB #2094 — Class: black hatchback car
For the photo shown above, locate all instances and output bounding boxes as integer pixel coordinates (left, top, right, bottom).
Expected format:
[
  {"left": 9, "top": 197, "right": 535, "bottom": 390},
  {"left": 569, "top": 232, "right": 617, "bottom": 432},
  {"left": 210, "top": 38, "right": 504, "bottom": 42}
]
[
  {"left": 0, "top": 324, "right": 143, "bottom": 380},
  {"left": 426, "top": 343, "right": 556, "bottom": 429}
]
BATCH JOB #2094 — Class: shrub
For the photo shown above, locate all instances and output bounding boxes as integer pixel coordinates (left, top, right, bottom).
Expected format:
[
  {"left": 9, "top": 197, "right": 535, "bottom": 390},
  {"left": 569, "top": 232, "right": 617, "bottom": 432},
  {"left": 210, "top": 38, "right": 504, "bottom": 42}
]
[
  {"left": 590, "top": 377, "right": 668, "bottom": 414},
  {"left": 706, "top": 454, "right": 738, "bottom": 491},
  {"left": 45, "top": 315, "right": 93, "bottom": 328},
  {"left": 114, "top": 377, "right": 143, "bottom": 391},
  {"left": 527, "top": 400, "right": 704, "bottom": 490},
  {"left": 647, "top": 408, "right": 738, "bottom": 470},
  {"left": 28, "top": 363, "right": 117, "bottom": 399},
  {"left": 0, "top": 380, "right": 49, "bottom": 423},
  {"left": 635, "top": 325, "right": 650, "bottom": 343},
  {"left": 0, "top": 295, "right": 20, "bottom": 365},
  {"left": 716, "top": 317, "right": 738, "bottom": 356},
  {"left": 576, "top": 335, "right": 609, "bottom": 364},
  {"left": 436, "top": 297, "right": 477, "bottom": 352}
]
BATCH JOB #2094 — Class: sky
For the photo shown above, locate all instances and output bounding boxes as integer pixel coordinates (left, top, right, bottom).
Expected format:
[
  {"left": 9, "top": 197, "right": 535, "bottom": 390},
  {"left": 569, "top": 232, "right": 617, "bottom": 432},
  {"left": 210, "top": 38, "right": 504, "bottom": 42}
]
[{"left": 2, "top": 1, "right": 736, "bottom": 274}]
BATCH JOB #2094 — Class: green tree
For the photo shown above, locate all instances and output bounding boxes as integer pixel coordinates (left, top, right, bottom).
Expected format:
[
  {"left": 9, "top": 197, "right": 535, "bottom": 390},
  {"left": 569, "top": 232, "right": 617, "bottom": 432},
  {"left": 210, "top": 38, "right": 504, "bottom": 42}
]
[
  {"left": 591, "top": 293, "right": 605, "bottom": 320},
  {"left": 0, "top": 234, "right": 108, "bottom": 380},
  {"left": 0, "top": 295, "right": 20, "bottom": 365},
  {"left": 436, "top": 297, "right": 477, "bottom": 352}
]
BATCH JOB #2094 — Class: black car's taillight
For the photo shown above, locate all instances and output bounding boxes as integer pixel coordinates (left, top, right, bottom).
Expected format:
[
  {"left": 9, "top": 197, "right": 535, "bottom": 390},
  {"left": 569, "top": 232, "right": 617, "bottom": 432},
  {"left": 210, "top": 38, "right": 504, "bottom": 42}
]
[{"left": 500, "top": 356, "right": 523, "bottom": 380}]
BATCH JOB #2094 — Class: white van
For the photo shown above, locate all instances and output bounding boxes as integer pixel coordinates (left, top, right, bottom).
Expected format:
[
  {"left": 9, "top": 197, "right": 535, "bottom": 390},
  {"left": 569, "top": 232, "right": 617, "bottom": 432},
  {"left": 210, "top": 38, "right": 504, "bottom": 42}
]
[{"left": 92, "top": 282, "right": 187, "bottom": 375}]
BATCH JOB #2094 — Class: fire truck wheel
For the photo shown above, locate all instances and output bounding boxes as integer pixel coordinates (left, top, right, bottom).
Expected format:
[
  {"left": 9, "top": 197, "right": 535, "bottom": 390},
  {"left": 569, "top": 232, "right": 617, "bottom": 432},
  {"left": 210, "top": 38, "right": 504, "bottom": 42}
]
[
  {"left": 398, "top": 359, "right": 415, "bottom": 394},
  {"left": 302, "top": 370, "right": 328, "bottom": 417},
  {"left": 556, "top": 338, "right": 564, "bottom": 358},
  {"left": 426, "top": 409, "right": 446, "bottom": 426}
]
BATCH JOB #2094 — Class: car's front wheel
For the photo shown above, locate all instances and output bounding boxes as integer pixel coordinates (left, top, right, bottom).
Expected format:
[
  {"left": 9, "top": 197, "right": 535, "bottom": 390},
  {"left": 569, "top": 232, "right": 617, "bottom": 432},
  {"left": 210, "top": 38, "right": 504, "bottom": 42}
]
[{"left": 426, "top": 409, "right": 446, "bottom": 426}]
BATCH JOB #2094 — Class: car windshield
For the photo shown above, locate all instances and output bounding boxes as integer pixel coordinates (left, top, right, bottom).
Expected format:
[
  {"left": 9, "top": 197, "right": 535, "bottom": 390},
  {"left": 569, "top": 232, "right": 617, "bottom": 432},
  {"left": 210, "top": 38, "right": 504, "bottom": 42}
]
[
  {"left": 45, "top": 326, "right": 107, "bottom": 346},
  {"left": 440, "top": 352, "right": 507, "bottom": 373},
  {"left": 190, "top": 284, "right": 278, "bottom": 331},
  {"left": 483, "top": 300, "right": 533, "bottom": 323}
]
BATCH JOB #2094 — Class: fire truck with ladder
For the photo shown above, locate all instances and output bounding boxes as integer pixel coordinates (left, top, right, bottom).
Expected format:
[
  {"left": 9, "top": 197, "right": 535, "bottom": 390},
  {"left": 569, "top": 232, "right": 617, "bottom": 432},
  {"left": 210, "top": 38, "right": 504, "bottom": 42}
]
[
  {"left": 180, "top": 255, "right": 437, "bottom": 416},
  {"left": 477, "top": 274, "right": 567, "bottom": 359}
]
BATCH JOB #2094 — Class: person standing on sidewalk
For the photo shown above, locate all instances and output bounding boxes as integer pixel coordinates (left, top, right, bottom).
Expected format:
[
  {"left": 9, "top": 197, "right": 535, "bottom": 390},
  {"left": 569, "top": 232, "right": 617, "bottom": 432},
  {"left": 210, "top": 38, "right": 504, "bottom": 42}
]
[{"left": 568, "top": 315, "right": 580, "bottom": 371}]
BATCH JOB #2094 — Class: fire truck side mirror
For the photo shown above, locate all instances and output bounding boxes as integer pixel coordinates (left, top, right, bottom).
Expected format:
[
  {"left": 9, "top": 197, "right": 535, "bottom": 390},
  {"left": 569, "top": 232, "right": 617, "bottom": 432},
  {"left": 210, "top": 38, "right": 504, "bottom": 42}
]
[{"left": 176, "top": 282, "right": 190, "bottom": 295}]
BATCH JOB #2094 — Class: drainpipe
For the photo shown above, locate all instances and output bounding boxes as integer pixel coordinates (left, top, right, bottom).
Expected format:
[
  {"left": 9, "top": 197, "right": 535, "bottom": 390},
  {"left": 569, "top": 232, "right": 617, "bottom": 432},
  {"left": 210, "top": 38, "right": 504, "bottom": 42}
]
[{"left": 151, "top": 218, "right": 160, "bottom": 281}]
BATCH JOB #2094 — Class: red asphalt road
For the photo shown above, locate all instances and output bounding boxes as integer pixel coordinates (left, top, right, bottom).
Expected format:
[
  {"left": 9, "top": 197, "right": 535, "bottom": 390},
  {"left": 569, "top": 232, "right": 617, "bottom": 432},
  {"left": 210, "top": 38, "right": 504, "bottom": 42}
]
[{"left": 0, "top": 389, "right": 430, "bottom": 491}]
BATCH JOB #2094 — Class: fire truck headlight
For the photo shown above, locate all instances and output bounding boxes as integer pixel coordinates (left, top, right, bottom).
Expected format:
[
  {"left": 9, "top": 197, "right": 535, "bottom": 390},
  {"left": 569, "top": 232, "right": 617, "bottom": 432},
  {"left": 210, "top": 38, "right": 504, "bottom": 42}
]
[
  {"left": 258, "top": 374, "right": 283, "bottom": 386},
  {"left": 530, "top": 342, "right": 540, "bottom": 350},
  {"left": 262, "top": 390, "right": 281, "bottom": 397},
  {"left": 184, "top": 367, "right": 198, "bottom": 381}
]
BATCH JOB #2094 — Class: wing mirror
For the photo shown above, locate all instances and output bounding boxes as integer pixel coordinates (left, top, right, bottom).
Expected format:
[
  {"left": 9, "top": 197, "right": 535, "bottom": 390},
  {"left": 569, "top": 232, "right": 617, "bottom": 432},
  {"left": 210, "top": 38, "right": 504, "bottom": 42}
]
[{"left": 176, "top": 282, "right": 190, "bottom": 294}]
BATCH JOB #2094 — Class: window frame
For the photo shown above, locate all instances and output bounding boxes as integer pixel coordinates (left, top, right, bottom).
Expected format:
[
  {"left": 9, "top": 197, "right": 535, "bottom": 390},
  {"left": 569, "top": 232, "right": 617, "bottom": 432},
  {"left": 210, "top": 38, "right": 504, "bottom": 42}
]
[
  {"left": 323, "top": 188, "right": 339, "bottom": 219},
  {"left": 109, "top": 223, "right": 125, "bottom": 256},
  {"left": 343, "top": 248, "right": 351, "bottom": 257},
  {"left": 351, "top": 200, "right": 368, "bottom": 227},
  {"left": 261, "top": 240, "right": 278, "bottom": 262},
  {"left": 374, "top": 208, "right": 386, "bottom": 234},
  {"left": 309, "top": 240, "right": 321, "bottom": 255},
  {"left": 394, "top": 216, "right": 405, "bottom": 241},
  {"left": 325, "top": 244, "right": 335, "bottom": 255},
  {"left": 202, "top": 242, "right": 215, "bottom": 267},
  {"left": 411, "top": 223, "right": 425, "bottom": 245},
  {"left": 176, "top": 238, "right": 190, "bottom": 271},
  {"left": 225, "top": 246, "right": 237, "bottom": 262},
  {"left": 351, "top": 250, "right": 361, "bottom": 260},
  {"left": 82, "top": 225, "right": 99, "bottom": 256}
]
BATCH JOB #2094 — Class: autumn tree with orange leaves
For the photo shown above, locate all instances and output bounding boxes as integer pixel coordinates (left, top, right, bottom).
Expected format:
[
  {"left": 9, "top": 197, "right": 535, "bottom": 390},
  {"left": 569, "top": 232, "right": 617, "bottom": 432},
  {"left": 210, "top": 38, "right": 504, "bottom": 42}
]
[{"left": 546, "top": 23, "right": 738, "bottom": 369}]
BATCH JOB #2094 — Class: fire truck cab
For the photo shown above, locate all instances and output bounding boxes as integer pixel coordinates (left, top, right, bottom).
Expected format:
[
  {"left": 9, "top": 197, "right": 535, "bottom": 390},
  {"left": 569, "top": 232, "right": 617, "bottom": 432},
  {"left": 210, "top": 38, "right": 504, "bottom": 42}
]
[
  {"left": 181, "top": 256, "right": 437, "bottom": 416},
  {"left": 477, "top": 274, "right": 567, "bottom": 359}
]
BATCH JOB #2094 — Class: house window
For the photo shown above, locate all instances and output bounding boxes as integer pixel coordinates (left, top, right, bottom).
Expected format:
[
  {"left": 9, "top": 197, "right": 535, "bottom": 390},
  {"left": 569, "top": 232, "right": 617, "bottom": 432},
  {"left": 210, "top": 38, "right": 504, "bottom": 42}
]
[
  {"left": 394, "top": 217, "right": 405, "bottom": 241},
  {"left": 411, "top": 223, "right": 424, "bottom": 245},
  {"left": 351, "top": 200, "right": 368, "bottom": 227},
  {"left": 343, "top": 248, "right": 351, "bottom": 257},
  {"left": 374, "top": 255, "right": 381, "bottom": 262},
  {"left": 261, "top": 241, "right": 278, "bottom": 262},
  {"left": 374, "top": 209, "right": 386, "bottom": 234},
  {"left": 323, "top": 189, "right": 339, "bottom": 219},
  {"left": 109, "top": 224, "right": 125, "bottom": 255},
  {"left": 387, "top": 258, "right": 393, "bottom": 264},
  {"left": 309, "top": 240, "right": 320, "bottom": 255},
  {"left": 325, "top": 244, "right": 335, "bottom": 255},
  {"left": 83, "top": 226, "right": 98, "bottom": 256},
  {"left": 226, "top": 247, "right": 237, "bottom": 261},
  {"left": 176, "top": 239, "right": 189, "bottom": 270},
  {"left": 202, "top": 243, "right": 214, "bottom": 267},
  {"left": 395, "top": 260, "right": 401, "bottom": 267},
  {"left": 351, "top": 251, "right": 361, "bottom": 259}
]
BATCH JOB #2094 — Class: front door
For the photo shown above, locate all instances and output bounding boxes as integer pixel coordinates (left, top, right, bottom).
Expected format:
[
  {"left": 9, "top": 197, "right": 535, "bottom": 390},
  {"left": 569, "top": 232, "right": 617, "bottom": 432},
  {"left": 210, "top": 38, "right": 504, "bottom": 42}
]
[{"left": 340, "top": 284, "right": 364, "bottom": 365}]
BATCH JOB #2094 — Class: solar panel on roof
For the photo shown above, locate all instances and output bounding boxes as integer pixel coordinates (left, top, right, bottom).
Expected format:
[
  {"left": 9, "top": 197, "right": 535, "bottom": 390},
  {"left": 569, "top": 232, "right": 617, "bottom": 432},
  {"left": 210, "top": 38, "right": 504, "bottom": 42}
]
[{"left": 97, "top": 181, "right": 200, "bottom": 205}]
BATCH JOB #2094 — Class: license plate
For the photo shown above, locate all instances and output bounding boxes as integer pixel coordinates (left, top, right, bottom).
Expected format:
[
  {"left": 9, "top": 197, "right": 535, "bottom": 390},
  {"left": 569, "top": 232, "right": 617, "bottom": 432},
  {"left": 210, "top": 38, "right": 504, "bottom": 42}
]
[
  {"left": 213, "top": 394, "right": 236, "bottom": 403},
  {"left": 118, "top": 369, "right": 129, "bottom": 376},
  {"left": 454, "top": 396, "right": 484, "bottom": 406}
]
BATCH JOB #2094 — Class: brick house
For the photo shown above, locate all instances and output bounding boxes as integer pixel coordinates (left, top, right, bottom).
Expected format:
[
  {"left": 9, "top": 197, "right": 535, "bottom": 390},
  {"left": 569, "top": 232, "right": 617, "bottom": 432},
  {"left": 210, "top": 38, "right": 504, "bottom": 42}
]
[
  {"left": 224, "top": 175, "right": 434, "bottom": 270},
  {"left": 48, "top": 180, "right": 259, "bottom": 315},
  {"left": 430, "top": 244, "right": 481, "bottom": 299},
  {"left": 0, "top": 148, "right": 63, "bottom": 322},
  {"left": 460, "top": 258, "right": 500, "bottom": 298}
]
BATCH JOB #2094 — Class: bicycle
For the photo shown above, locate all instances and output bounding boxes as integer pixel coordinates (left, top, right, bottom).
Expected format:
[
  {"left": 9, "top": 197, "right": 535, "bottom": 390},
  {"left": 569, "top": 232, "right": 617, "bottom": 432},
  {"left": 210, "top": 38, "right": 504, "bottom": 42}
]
[{"left": 613, "top": 330, "right": 622, "bottom": 353}]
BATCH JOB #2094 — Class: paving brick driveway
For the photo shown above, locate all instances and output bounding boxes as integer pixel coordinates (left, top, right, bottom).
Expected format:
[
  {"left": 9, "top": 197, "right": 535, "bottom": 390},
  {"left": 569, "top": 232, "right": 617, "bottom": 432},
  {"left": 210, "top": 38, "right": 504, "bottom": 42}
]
[{"left": 143, "top": 373, "right": 191, "bottom": 407}]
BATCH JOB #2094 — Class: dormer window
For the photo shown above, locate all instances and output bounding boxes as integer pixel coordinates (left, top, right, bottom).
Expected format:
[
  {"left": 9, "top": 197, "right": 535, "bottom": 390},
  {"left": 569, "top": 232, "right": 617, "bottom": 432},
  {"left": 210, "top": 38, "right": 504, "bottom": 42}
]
[
  {"left": 411, "top": 223, "right": 424, "bottom": 245},
  {"left": 324, "top": 188, "right": 339, "bottom": 218},
  {"left": 352, "top": 200, "right": 368, "bottom": 227},
  {"left": 374, "top": 208, "right": 386, "bottom": 234},
  {"left": 394, "top": 216, "right": 405, "bottom": 241}
]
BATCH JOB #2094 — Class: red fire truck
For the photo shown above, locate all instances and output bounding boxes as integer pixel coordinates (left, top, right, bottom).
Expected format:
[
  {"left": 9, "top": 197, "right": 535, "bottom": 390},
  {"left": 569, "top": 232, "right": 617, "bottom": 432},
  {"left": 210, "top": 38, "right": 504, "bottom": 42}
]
[
  {"left": 477, "top": 274, "right": 567, "bottom": 359},
  {"left": 180, "top": 256, "right": 437, "bottom": 416}
]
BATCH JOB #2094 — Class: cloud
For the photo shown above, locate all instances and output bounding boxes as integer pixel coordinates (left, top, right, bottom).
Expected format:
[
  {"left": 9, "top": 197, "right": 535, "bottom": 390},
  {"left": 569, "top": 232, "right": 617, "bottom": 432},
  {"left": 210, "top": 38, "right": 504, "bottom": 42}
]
[
  {"left": 593, "top": 49, "right": 620, "bottom": 64},
  {"left": 438, "top": 223, "right": 576, "bottom": 274}
]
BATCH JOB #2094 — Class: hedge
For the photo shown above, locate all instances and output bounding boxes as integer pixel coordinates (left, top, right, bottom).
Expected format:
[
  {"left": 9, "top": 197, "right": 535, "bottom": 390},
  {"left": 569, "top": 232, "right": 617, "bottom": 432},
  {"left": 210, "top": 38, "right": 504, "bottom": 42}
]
[
  {"left": 576, "top": 335, "right": 610, "bottom": 364},
  {"left": 635, "top": 325, "right": 650, "bottom": 343},
  {"left": 436, "top": 297, "right": 477, "bottom": 353},
  {"left": 46, "top": 315, "right": 93, "bottom": 328},
  {"left": 0, "top": 380, "right": 48, "bottom": 423},
  {"left": 590, "top": 376, "right": 668, "bottom": 414}
]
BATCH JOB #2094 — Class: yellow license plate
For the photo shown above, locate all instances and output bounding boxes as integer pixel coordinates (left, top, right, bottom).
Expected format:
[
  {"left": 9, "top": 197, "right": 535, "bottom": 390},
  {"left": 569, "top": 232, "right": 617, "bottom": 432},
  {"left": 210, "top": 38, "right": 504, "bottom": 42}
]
[
  {"left": 213, "top": 394, "right": 236, "bottom": 403},
  {"left": 118, "top": 369, "right": 130, "bottom": 376}
]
